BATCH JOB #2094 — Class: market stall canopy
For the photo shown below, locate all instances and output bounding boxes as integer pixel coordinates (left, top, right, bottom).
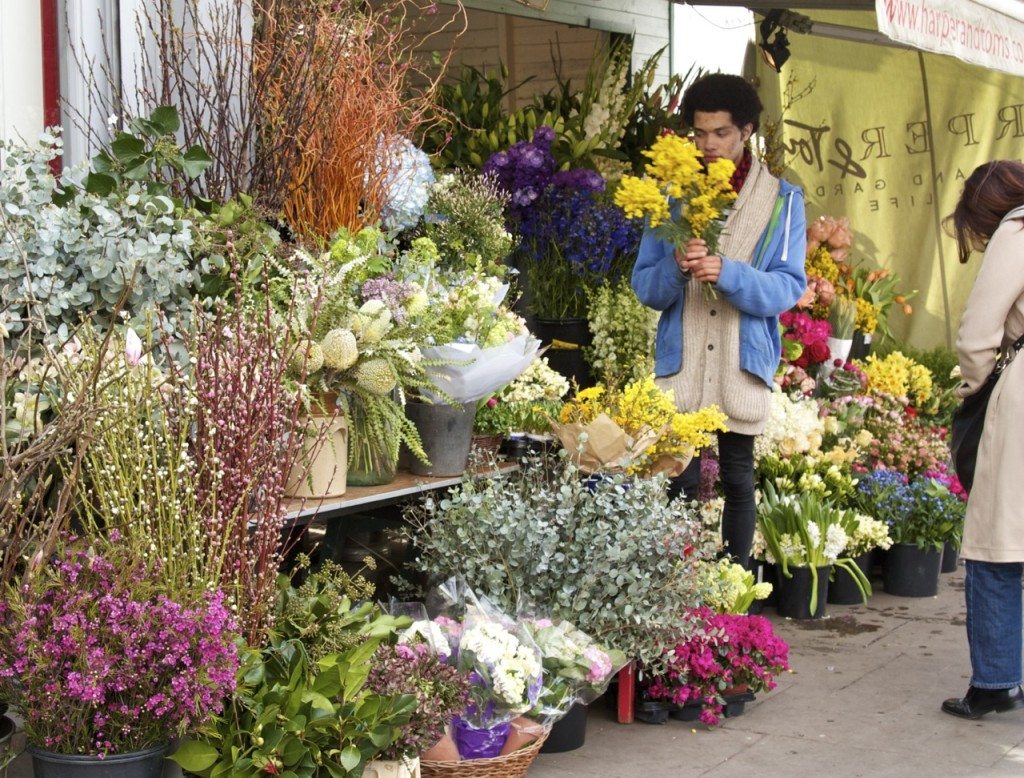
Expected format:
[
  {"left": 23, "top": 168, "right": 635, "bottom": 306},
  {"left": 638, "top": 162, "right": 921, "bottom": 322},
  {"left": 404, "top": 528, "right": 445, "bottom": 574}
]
[{"left": 689, "top": 1, "right": 1024, "bottom": 78}]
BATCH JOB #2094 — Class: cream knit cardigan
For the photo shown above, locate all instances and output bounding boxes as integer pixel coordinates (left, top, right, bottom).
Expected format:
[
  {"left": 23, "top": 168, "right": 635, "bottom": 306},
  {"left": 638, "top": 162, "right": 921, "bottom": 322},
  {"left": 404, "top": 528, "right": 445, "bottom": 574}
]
[{"left": 657, "top": 156, "right": 781, "bottom": 436}]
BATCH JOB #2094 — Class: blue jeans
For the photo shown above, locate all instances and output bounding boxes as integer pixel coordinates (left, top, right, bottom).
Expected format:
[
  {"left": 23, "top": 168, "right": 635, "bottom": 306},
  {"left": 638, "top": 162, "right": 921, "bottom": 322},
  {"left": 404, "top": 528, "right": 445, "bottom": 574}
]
[
  {"left": 965, "top": 560, "right": 1023, "bottom": 689},
  {"left": 669, "top": 431, "right": 756, "bottom": 570}
]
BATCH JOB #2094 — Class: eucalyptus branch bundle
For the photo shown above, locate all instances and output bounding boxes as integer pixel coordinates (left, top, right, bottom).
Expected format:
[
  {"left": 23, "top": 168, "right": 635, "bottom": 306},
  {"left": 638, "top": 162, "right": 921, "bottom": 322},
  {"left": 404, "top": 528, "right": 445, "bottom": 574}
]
[{"left": 404, "top": 457, "right": 716, "bottom": 672}]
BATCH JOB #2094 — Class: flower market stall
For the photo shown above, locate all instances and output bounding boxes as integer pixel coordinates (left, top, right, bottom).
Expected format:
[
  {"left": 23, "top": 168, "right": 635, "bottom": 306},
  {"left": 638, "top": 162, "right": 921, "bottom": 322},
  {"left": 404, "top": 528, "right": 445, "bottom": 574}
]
[{"left": 0, "top": 0, "right": 983, "bottom": 774}]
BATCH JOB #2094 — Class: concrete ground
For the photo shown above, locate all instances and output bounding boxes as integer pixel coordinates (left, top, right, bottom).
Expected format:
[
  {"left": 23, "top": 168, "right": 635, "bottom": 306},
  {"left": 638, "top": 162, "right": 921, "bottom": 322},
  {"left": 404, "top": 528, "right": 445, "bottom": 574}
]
[
  {"left": 532, "top": 563, "right": 1024, "bottom": 777},
  {"left": 5, "top": 563, "right": 1023, "bottom": 777}
]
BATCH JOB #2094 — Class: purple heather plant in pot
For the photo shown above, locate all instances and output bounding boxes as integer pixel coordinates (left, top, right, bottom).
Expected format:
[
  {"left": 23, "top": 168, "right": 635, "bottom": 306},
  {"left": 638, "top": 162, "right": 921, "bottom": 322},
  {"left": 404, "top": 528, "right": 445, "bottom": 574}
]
[{"left": 0, "top": 533, "right": 240, "bottom": 757}]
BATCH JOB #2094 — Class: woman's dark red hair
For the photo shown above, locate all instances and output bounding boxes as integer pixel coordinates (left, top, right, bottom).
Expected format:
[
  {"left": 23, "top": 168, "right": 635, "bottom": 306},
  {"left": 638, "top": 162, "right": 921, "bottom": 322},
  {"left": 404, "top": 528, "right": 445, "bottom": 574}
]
[{"left": 948, "top": 161, "right": 1024, "bottom": 263}]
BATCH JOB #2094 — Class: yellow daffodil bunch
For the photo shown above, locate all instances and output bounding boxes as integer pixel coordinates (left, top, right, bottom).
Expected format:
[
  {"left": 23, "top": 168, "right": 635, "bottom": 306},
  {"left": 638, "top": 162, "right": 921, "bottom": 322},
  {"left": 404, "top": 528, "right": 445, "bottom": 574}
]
[
  {"left": 860, "top": 351, "right": 933, "bottom": 407},
  {"left": 614, "top": 133, "right": 737, "bottom": 250},
  {"left": 558, "top": 375, "right": 728, "bottom": 477}
]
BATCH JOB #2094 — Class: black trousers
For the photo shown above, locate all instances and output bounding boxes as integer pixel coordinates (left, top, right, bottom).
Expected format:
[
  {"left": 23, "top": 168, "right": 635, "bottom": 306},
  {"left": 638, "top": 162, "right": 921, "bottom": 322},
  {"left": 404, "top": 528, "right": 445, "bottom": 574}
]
[{"left": 669, "top": 430, "right": 757, "bottom": 570}]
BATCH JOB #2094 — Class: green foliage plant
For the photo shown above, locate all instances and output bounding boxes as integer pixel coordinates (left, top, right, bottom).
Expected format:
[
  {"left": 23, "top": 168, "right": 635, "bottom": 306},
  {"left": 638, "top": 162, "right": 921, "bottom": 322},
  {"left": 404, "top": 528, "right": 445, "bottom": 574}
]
[
  {"left": 618, "top": 69, "right": 691, "bottom": 175},
  {"left": 404, "top": 457, "right": 715, "bottom": 673},
  {"left": 172, "top": 564, "right": 415, "bottom": 778}
]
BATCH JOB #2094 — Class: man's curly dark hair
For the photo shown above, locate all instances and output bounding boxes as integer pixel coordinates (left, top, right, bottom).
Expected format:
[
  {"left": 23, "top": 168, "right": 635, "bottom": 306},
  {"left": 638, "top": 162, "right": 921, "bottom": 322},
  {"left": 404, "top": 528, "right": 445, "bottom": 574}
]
[{"left": 681, "top": 73, "right": 764, "bottom": 134}]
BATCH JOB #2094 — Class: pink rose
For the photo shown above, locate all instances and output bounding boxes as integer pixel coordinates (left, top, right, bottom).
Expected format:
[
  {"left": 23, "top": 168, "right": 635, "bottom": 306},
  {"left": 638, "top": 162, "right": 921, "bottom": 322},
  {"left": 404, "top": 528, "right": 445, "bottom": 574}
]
[
  {"left": 814, "top": 278, "right": 836, "bottom": 307},
  {"left": 828, "top": 217, "right": 853, "bottom": 249},
  {"left": 807, "top": 216, "right": 836, "bottom": 244}
]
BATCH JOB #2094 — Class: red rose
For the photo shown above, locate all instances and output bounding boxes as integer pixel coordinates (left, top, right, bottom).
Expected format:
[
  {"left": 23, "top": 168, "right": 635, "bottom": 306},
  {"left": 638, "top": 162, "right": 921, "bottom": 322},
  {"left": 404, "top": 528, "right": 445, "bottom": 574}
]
[{"left": 805, "top": 340, "right": 830, "bottom": 364}]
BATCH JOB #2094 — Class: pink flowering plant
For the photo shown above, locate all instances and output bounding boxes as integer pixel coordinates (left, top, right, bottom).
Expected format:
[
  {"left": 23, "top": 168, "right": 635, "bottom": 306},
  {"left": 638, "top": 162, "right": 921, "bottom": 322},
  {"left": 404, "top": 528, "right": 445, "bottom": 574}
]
[
  {"left": 522, "top": 618, "right": 627, "bottom": 720},
  {"left": 779, "top": 310, "right": 832, "bottom": 371},
  {"left": 0, "top": 535, "right": 239, "bottom": 756},
  {"left": 858, "top": 398, "right": 949, "bottom": 479},
  {"left": 645, "top": 608, "right": 789, "bottom": 726}
]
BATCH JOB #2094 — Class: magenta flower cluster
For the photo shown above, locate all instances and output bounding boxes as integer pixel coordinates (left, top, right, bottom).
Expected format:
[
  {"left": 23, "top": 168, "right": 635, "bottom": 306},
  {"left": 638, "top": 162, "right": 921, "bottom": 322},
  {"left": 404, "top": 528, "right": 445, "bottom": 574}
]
[
  {"left": 0, "top": 538, "right": 240, "bottom": 756},
  {"left": 645, "top": 608, "right": 789, "bottom": 725},
  {"left": 780, "top": 310, "right": 832, "bottom": 369}
]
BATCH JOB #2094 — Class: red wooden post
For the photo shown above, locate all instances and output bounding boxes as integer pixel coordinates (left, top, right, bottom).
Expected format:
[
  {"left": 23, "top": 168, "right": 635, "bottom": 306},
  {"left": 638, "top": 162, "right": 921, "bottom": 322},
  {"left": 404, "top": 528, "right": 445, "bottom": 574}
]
[{"left": 616, "top": 660, "right": 636, "bottom": 723}]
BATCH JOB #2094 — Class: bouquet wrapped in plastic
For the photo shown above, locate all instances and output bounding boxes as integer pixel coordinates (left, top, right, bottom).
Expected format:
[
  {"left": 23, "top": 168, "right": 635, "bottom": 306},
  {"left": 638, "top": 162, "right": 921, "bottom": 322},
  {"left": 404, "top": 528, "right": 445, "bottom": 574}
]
[
  {"left": 522, "top": 617, "right": 628, "bottom": 723},
  {"left": 421, "top": 275, "right": 540, "bottom": 403},
  {"left": 418, "top": 579, "right": 544, "bottom": 760},
  {"left": 452, "top": 610, "right": 543, "bottom": 758}
]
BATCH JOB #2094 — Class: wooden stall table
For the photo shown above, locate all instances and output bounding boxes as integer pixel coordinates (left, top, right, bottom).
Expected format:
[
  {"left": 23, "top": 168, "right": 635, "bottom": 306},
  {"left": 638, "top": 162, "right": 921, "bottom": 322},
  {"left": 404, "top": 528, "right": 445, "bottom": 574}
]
[{"left": 282, "top": 465, "right": 516, "bottom": 584}]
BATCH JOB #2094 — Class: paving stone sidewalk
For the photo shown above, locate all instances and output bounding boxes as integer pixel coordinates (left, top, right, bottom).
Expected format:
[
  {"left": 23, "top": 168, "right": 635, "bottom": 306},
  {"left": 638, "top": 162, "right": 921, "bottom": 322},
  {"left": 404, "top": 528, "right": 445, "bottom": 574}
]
[{"left": 532, "top": 564, "right": 1024, "bottom": 777}]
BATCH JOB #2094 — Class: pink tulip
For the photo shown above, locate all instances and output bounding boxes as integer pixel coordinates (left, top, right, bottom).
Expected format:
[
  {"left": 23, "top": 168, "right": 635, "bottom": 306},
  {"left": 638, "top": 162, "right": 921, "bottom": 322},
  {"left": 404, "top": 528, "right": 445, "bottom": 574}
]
[{"left": 125, "top": 328, "right": 142, "bottom": 366}]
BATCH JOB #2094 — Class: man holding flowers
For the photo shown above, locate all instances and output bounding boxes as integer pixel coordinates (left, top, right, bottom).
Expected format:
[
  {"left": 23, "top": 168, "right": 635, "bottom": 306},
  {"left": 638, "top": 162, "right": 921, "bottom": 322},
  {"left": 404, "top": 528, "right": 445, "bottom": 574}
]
[{"left": 631, "top": 73, "right": 806, "bottom": 569}]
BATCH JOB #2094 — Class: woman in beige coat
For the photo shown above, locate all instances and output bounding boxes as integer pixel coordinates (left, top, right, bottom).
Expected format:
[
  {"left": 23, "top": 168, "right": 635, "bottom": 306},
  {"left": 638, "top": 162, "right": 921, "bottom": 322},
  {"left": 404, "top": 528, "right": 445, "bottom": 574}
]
[{"left": 942, "top": 161, "right": 1024, "bottom": 720}]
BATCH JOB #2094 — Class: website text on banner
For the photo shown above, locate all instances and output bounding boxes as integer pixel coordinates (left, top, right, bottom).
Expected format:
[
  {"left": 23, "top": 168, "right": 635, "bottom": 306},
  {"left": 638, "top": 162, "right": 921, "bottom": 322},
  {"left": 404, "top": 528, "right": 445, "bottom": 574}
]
[{"left": 877, "top": 0, "right": 1024, "bottom": 77}]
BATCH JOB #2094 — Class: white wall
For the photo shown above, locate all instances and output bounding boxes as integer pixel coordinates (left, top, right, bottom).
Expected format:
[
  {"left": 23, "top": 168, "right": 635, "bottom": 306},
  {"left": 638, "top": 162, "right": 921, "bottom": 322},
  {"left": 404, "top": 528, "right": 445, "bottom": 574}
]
[
  {"left": 454, "top": 0, "right": 672, "bottom": 86},
  {"left": 671, "top": 3, "right": 752, "bottom": 78},
  {"left": 0, "top": 2, "right": 45, "bottom": 144}
]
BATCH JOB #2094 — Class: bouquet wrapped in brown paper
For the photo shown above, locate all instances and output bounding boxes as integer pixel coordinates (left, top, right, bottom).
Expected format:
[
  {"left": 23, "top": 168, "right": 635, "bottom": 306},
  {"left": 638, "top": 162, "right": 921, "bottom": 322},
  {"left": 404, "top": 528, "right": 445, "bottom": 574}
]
[{"left": 551, "top": 377, "right": 728, "bottom": 477}]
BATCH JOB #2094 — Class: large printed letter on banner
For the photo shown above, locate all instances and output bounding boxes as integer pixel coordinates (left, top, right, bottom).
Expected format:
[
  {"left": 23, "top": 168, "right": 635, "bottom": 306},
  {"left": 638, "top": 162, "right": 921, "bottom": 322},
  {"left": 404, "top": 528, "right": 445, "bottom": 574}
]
[{"left": 758, "top": 10, "right": 1024, "bottom": 349}]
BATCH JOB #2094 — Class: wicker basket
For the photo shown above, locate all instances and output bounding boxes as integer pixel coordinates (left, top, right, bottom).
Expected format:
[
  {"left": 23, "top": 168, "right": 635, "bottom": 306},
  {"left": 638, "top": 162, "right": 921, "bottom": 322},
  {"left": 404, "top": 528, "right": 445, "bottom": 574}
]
[{"left": 420, "top": 731, "right": 548, "bottom": 778}]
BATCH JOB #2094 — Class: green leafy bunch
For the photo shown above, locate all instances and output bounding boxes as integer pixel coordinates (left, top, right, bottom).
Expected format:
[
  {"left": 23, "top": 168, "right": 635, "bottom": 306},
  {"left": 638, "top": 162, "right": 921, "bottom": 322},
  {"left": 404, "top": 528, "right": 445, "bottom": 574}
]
[
  {"left": 172, "top": 565, "right": 415, "bottom": 778},
  {"left": 420, "top": 41, "right": 662, "bottom": 175},
  {"left": 418, "top": 171, "right": 515, "bottom": 277},
  {"left": 585, "top": 276, "right": 655, "bottom": 390},
  {"left": 618, "top": 69, "right": 691, "bottom": 175},
  {"left": 73, "top": 106, "right": 212, "bottom": 203},
  {"left": 755, "top": 452, "right": 858, "bottom": 503}
]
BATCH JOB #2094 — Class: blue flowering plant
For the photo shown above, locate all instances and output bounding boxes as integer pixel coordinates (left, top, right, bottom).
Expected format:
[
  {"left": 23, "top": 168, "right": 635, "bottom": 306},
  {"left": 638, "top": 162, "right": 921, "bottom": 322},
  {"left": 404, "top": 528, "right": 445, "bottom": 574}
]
[
  {"left": 483, "top": 128, "right": 642, "bottom": 320},
  {"left": 855, "top": 468, "right": 964, "bottom": 552}
]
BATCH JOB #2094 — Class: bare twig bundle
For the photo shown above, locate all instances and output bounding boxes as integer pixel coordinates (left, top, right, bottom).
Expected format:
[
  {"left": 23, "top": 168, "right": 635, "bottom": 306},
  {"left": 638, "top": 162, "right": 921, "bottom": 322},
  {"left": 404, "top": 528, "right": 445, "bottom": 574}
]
[
  {"left": 68, "top": 0, "right": 461, "bottom": 224},
  {"left": 275, "top": 0, "right": 462, "bottom": 238}
]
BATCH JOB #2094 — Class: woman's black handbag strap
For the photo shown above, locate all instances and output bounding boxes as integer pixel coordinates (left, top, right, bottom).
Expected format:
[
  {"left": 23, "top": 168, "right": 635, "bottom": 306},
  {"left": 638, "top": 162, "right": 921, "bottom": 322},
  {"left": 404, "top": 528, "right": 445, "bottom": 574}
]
[{"left": 993, "top": 332, "right": 1024, "bottom": 377}]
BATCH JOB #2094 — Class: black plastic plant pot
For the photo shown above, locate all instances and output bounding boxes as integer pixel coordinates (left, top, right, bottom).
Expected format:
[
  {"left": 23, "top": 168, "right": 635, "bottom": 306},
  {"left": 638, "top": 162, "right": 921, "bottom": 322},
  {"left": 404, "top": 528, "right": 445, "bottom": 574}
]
[
  {"left": 884, "top": 543, "right": 942, "bottom": 597},
  {"left": 941, "top": 541, "right": 960, "bottom": 574},
  {"left": 669, "top": 703, "right": 703, "bottom": 722},
  {"left": 540, "top": 702, "right": 588, "bottom": 753},
  {"left": 827, "top": 553, "right": 872, "bottom": 605},
  {"left": 776, "top": 565, "right": 830, "bottom": 620},
  {"left": 29, "top": 743, "right": 168, "bottom": 778},
  {"left": 635, "top": 700, "right": 671, "bottom": 725}
]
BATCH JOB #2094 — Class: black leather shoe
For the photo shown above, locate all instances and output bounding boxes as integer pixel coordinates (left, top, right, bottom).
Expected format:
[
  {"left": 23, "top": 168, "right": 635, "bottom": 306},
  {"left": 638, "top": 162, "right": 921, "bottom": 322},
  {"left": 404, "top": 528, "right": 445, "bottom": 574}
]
[{"left": 942, "top": 686, "right": 1024, "bottom": 719}]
